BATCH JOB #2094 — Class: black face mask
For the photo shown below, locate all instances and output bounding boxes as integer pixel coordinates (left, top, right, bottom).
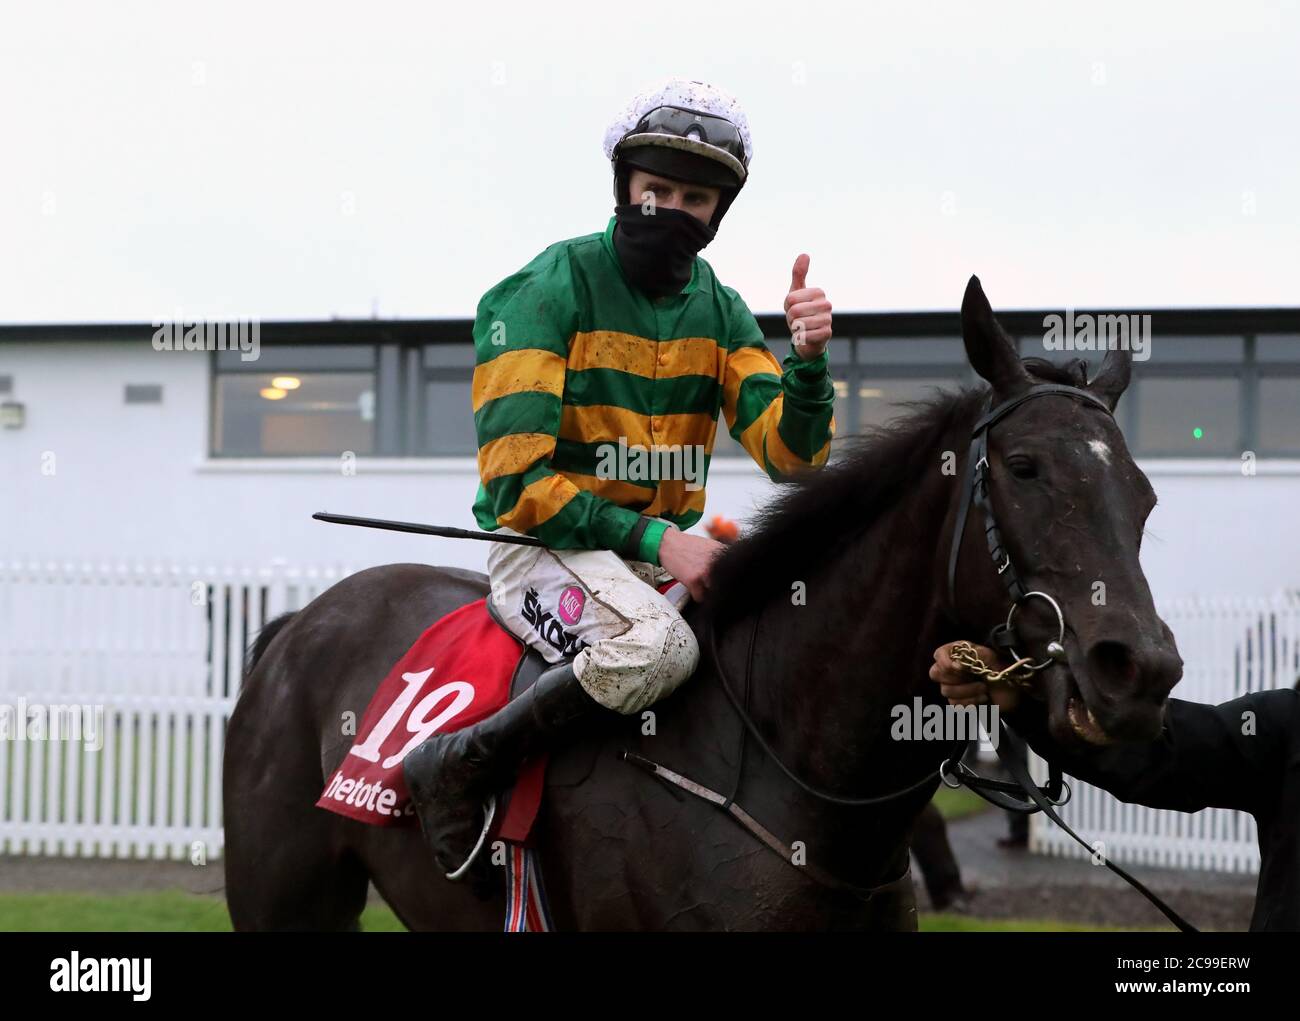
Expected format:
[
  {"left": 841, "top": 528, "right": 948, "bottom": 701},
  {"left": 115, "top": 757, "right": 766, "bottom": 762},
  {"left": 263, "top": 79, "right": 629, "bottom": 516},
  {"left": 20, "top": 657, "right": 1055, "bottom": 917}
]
[{"left": 612, "top": 204, "right": 716, "bottom": 299}]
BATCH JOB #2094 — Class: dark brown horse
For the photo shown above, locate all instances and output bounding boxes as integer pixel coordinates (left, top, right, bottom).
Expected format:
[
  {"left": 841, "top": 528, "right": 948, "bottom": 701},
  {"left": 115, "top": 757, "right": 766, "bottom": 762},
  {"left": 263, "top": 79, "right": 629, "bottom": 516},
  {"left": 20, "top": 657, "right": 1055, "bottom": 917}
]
[{"left": 223, "top": 278, "right": 1182, "bottom": 930}]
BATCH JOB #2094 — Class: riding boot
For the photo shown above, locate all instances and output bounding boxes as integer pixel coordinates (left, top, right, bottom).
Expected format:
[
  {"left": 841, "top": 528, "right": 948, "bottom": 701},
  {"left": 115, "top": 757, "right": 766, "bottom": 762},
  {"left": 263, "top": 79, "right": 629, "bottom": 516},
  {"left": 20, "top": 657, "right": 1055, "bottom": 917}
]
[{"left": 402, "top": 660, "right": 612, "bottom": 879}]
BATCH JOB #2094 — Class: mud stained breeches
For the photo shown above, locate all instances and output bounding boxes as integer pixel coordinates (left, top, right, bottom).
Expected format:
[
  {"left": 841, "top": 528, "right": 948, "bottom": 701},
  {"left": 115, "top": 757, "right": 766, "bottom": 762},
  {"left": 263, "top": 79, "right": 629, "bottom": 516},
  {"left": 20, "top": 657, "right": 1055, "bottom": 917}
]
[{"left": 486, "top": 526, "right": 700, "bottom": 714}]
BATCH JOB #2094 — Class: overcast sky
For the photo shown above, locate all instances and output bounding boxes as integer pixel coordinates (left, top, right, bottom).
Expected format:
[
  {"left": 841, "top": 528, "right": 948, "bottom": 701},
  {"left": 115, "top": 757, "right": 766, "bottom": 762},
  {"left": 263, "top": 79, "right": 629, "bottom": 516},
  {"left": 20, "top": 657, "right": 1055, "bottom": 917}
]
[{"left": 2, "top": 0, "right": 1297, "bottom": 324}]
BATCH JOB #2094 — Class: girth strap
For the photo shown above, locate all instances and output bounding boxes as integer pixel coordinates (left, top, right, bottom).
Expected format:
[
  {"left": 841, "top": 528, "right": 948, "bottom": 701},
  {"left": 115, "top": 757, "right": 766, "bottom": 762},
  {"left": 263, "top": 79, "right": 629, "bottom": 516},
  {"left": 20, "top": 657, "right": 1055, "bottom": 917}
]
[{"left": 623, "top": 750, "right": 912, "bottom": 903}]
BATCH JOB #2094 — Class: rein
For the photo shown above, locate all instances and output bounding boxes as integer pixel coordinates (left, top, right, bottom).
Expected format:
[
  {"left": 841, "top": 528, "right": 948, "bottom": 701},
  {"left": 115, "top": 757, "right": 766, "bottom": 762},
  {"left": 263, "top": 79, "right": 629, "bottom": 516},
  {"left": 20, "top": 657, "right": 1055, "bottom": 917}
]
[
  {"left": 314, "top": 412, "right": 1198, "bottom": 927},
  {"left": 946, "top": 383, "right": 1110, "bottom": 661},
  {"left": 633, "top": 381, "right": 1198, "bottom": 929},
  {"left": 635, "top": 387, "right": 1111, "bottom": 823},
  {"left": 625, "top": 606, "right": 949, "bottom": 901},
  {"left": 945, "top": 382, "right": 1196, "bottom": 931},
  {"left": 704, "top": 611, "right": 964, "bottom": 807},
  {"left": 942, "top": 383, "right": 1114, "bottom": 819}
]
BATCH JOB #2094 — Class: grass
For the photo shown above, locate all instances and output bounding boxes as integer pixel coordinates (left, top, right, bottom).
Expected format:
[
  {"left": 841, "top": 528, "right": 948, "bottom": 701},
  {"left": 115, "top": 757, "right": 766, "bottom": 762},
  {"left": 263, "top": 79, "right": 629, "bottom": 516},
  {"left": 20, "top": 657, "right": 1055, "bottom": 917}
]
[
  {"left": 0, "top": 891, "right": 1135, "bottom": 932},
  {"left": 930, "top": 785, "right": 989, "bottom": 822},
  {"left": 0, "top": 891, "right": 406, "bottom": 932},
  {"left": 0, "top": 782, "right": 1013, "bottom": 932},
  {"left": 920, "top": 912, "right": 1153, "bottom": 932}
]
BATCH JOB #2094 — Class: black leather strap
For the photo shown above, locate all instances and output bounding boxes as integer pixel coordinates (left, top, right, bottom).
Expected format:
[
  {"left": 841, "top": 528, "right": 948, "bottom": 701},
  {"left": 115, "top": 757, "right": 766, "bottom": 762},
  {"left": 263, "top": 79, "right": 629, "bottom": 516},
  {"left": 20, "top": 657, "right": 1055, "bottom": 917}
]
[
  {"left": 623, "top": 750, "right": 915, "bottom": 903},
  {"left": 969, "top": 383, "right": 1111, "bottom": 438},
  {"left": 992, "top": 717, "right": 1199, "bottom": 933},
  {"left": 949, "top": 720, "right": 1063, "bottom": 813},
  {"left": 622, "top": 515, "right": 654, "bottom": 560},
  {"left": 952, "top": 717, "right": 1197, "bottom": 929},
  {"left": 707, "top": 619, "right": 964, "bottom": 807},
  {"left": 947, "top": 384, "right": 1113, "bottom": 614},
  {"left": 972, "top": 428, "right": 1027, "bottom": 604},
  {"left": 946, "top": 426, "right": 982, "bottom": 611}
]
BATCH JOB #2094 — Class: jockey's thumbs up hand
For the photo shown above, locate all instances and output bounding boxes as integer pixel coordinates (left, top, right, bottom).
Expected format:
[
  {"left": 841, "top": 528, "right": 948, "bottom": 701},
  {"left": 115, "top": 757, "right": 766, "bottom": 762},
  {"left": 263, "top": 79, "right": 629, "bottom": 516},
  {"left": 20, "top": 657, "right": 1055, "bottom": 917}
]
[
  {"left": 790, "top": 254, "right": 809, "bottom": 293},
  {"left": 784, "top": 254, "right": 832, "bottom": 360}
]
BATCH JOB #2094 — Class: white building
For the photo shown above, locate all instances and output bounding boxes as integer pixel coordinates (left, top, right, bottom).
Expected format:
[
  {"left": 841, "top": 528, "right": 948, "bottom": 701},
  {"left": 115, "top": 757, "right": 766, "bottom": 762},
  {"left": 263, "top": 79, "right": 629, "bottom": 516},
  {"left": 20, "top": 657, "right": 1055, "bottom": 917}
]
[
  {"left": 1, "top": 309, "right": 1297, "bottom": 869},
  {"left": 1, "top": 311, "right": 1297, "bottom": 597}
]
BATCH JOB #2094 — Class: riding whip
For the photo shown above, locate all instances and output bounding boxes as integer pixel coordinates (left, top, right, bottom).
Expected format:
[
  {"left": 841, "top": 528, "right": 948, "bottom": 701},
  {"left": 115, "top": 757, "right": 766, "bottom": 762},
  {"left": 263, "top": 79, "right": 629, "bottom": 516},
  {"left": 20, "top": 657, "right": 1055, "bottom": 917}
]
[{"left": 312, "top": 512, "right": 546, "bottom": 547}]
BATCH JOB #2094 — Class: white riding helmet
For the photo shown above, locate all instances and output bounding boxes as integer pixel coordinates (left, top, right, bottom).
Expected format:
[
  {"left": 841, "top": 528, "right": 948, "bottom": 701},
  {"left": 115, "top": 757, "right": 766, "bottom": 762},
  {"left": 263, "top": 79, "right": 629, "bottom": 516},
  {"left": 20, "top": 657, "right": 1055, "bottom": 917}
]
[{"left": 603, "top": 78, "right": 754, "bottom": 226}]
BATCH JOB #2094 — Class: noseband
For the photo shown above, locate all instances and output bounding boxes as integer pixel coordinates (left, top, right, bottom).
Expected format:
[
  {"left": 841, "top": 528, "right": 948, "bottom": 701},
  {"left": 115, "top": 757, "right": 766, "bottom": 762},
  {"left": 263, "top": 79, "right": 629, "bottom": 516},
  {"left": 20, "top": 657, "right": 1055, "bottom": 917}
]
[{"left": 946, "top": 383, "right": 1114, "bottom": 665}]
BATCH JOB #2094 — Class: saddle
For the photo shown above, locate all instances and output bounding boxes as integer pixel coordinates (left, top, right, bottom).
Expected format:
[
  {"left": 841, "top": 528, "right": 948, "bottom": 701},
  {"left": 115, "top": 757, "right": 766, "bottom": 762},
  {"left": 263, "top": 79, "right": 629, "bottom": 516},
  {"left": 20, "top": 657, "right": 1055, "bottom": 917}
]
[
  {"left": 315, "top": 569, "right": 692, "bottom": 836},
  {"left": 315, "top": 596, "right": 553, "bottom": 844},
  {"left": 314, "top": 578, "right": 697, "bottom": 930}
]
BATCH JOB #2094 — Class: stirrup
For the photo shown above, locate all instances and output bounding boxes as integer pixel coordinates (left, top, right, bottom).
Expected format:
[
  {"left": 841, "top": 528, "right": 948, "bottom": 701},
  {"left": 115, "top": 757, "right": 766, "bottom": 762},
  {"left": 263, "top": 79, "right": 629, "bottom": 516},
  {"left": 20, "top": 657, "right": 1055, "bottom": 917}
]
[{"left": 444, "top": 795, "right": 497, "bottom": 882}]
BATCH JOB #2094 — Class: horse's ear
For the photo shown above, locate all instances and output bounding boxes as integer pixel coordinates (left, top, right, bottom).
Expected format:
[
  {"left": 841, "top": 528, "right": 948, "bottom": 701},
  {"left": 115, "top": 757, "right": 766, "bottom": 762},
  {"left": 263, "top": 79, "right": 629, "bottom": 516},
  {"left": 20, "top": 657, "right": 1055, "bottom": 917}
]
[
  {"left": 1088, "top": 346, "right": 1133, "bottom": 412},
  {"left": 961, "top": 275, "right": 1029, "bottom": 394}
]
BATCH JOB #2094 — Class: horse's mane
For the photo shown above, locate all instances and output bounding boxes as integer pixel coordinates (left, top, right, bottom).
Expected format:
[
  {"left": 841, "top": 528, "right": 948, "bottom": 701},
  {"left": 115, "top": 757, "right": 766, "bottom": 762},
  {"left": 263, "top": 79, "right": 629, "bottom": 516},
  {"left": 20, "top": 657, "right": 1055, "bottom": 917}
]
[{"left": 701, "top": 357, "right": 1089, "bottom": 625}]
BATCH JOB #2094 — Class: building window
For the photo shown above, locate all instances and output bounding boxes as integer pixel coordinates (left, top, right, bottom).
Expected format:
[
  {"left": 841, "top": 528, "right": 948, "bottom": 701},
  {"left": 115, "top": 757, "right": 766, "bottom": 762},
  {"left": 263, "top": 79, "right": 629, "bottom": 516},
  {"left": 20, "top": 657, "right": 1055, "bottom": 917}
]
[
  {"left": 1256, "top": 335, "right": 1300, "bottom": 456},
  {"left": 421, "top": 344, "right": 477, "bottom": 456},
  {"left": 1132, "top": 377, "right": 1241, "bottom": 455},
  {"left": 857, "top": 376, "right": 958, "bottom": 432},
  {"left": 211, "top": 346, "right": 377, "bottom": 456},
  {"left": 848, "top": 338, "right": 966, "bottom": 440},
  {"left": 202, "top": 328, "right": 1297, "bottom": 460},
  {"left": 1259, "top": 377, "right": 1300, "bottom": 454}
]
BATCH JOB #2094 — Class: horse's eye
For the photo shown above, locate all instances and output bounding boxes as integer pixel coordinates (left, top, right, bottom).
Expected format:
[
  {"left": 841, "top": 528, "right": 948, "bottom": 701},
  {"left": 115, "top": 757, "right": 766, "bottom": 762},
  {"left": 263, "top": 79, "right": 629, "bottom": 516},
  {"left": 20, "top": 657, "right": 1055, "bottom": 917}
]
[{"left": 1007, "top": 456, "right": 1039, "bottom": 480}]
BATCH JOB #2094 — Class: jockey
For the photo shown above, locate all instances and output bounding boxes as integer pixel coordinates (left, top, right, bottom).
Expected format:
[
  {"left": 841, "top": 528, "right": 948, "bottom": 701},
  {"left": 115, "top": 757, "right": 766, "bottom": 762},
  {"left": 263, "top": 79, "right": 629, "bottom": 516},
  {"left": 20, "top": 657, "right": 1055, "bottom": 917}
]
[{"left": 404, "top": 77, "right": 837, "bottom": 879}]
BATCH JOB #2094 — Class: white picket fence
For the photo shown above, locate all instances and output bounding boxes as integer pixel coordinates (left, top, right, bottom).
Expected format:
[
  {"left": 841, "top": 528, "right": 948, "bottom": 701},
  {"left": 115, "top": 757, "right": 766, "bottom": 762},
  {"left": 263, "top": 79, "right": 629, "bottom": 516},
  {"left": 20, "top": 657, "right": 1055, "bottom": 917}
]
[
  {"left": 0, "top": 558, "right": 1296, "bottom": 871},
  {"left": 0, "top": 559, "right": 353, "bottom": 860},
  {"left": 1030, "top": 591, "right": 1300, "bottom": 873}
]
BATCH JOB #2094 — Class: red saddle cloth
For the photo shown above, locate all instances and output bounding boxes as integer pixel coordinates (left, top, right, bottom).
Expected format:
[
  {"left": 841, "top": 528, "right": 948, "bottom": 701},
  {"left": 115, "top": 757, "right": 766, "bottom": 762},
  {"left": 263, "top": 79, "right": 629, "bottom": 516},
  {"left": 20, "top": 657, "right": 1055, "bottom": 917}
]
[{"left": 315, "top": 597, "right": 546, "bottom": 844}]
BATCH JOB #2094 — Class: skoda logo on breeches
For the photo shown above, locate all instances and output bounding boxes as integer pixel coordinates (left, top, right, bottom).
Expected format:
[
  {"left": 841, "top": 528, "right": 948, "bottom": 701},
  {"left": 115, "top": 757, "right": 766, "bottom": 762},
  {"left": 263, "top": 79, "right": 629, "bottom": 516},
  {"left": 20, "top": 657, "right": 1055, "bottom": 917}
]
[{"left": 521, "top": 587, "right": 587, "bottom": 658}]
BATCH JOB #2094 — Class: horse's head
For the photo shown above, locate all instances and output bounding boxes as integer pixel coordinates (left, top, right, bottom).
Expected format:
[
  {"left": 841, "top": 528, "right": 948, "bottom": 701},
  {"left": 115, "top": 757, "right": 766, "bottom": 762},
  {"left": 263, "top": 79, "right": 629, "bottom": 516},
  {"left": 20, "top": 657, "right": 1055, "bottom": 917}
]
[{"left": 952, "top": 276, "right": 1182, "bottom": 746}]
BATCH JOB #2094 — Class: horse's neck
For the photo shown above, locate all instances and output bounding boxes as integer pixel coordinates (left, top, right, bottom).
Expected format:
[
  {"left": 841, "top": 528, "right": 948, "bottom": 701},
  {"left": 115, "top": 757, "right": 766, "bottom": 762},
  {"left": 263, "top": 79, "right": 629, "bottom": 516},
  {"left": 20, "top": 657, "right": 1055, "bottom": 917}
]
[{"left": 743, "top": 460, "right": 957, "bottom": 793}]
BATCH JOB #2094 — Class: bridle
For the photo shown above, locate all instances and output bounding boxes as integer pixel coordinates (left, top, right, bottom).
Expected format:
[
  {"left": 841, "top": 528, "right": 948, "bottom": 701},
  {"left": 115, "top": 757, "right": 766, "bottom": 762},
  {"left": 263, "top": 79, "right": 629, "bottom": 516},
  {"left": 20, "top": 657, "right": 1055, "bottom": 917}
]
[
  {"left": 630, "top": 380, "right": 1197, "bottom": 930},
  {"left": 937, "top": 382, "right": 1195, "bottom": 931},
  {"left": 945, "top": 382, "right": 1112, "bottom": 665},
  {"left": 936, "top": 384, "right": 1108, "bottom": 813}
]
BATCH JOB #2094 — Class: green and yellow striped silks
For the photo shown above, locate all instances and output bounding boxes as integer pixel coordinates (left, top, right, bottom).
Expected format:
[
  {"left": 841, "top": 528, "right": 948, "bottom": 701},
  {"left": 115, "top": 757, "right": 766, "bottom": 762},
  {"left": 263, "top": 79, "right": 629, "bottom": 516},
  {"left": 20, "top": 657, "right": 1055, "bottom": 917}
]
[{"left": 470, "top": 216, "right": 835, "bottom": 565}]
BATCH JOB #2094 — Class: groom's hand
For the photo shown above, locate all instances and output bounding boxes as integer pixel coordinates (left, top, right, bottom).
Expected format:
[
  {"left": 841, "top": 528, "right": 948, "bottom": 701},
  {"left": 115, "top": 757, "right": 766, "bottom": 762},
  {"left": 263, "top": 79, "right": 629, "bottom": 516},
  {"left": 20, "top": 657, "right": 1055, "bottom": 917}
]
[{"left": 930, "top": 641, "right": 1022, "bottom": 712}]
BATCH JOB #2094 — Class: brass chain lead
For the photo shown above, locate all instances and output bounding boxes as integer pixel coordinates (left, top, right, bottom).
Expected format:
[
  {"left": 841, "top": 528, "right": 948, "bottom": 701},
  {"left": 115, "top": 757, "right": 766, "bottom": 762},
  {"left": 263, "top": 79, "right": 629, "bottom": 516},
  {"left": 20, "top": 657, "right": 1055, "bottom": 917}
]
[{"left": 949, "top": 640, "right": 1035, "bottom": 688}]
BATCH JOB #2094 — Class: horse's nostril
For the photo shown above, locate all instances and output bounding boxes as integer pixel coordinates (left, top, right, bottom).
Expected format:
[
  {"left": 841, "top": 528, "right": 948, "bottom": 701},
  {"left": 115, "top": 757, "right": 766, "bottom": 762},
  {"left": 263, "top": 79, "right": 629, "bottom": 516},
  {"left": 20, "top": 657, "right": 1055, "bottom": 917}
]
[
  {"left": 1085, "top": 640, "right": 1182, "bottom": 700},
  {"left": 1087, "top": 641, "right": 1138, "bottom": 686},
  {"left": 1082, "top": 639, "right": 1173, "bottom": 740}
]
